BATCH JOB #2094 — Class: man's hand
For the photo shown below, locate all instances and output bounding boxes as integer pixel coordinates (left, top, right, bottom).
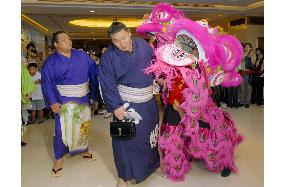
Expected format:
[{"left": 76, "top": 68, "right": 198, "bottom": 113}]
[
  {"left": 114, "top": 106, "right": 125, "bottom": 120},
  {"left": 173, "top": 99, "right": 180, "bottom": 111},
  {"left": 51, "top": 103, "right": 62, "bottom": 114},
  {"left": 26, "top": 56, "right": 33, "bottom": 64},
  {"left": 173, "top": 100, "right": 185, "bottom": 118},
  {"left": 245, "top": 49, "right": 251, "bottom": 56}
]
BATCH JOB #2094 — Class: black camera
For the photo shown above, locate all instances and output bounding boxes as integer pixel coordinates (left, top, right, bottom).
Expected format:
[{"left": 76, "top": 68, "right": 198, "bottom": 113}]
[{"left": 31, "top": 49, "right": 37, "bottom": 54}]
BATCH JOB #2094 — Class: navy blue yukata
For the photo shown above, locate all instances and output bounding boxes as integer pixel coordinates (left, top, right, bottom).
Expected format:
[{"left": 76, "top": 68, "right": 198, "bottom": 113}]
[{"left": 99, "top": 37, "right": 160, "bottom": 183}]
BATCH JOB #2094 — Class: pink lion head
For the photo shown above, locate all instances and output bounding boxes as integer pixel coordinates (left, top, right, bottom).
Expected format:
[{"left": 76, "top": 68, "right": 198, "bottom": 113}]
[
  {"left": 139, "top": 3, "right": 243, "bottom": 87},
  {"left": 136, "top": 3, "right": 185, "bottom": 47}
]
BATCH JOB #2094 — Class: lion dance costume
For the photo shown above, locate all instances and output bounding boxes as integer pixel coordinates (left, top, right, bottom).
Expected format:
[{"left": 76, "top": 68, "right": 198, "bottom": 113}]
[{"left": 137, "top": 3, "right": 244, "bottom": 181}]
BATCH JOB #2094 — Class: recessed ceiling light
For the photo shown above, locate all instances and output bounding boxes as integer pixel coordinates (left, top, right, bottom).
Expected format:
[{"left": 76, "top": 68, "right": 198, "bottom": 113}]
[
  {"left": 90, "top": 10, "right": 95, "bottom": 13},
  {"left": 218, "top": 14, "right": 222, "bottom": 17}
]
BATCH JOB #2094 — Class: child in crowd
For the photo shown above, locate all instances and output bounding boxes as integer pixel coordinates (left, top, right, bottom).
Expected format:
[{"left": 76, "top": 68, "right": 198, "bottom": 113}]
[{"left": 28, "top": 63, "right": 45, "bottom": 124}]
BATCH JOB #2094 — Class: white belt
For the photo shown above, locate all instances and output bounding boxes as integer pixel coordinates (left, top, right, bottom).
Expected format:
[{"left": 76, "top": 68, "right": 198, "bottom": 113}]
[
  {"left": 57, "top": 81, "right": 89, "bottom": 97},
  {"left": 117, "top": 84, "right": 153, "bottom": 103}
]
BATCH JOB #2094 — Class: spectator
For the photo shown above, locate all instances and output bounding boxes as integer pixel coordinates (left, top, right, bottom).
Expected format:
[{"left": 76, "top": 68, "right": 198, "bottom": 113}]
[
  {"left": 238, "top": 43, "right": 256, "bottom": 108},
  {"left": 43, "top": 46, "right": 55, "bottom": 119},
  {"left": 28, "top": 63, "right": 45, "bottom": 124},
  {"left": 21, "top": 61, "right": 36, "bottom": 146},
  {"left": 90, "top": 47, "right": 112, "bottom": 118},
  {"left": 25, "top": 42, "right": 42, "bottom": 69},
  {"left": 254, "top": 47, "right": 264, "bottom": 106},
  {"left": 47, "top": 46, "right": 54, "bottom": 57}
]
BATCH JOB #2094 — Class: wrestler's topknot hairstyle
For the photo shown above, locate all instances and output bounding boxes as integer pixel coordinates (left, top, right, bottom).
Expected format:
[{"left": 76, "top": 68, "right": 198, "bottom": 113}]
[{"left": 108, "top": 22, "right": 129, "bottom": 37}]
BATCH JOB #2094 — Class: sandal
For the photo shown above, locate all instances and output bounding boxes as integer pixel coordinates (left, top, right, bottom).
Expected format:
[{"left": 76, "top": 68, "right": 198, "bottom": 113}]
[
  {"left": 51, "top": 168, "right": 62, "bottom": 177},
  {"left": 82, "top": 153, "right": 96, "bottom": 161}
]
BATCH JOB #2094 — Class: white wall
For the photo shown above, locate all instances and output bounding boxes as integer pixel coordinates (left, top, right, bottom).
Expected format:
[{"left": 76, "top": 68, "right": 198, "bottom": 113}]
[
  {"left": 228, "top": 24, "right": 264, "bottom": 49},
  {"left": 227, "top": 24, "right": 248, "bottom": 44},
  {"left": 247, "top": 25, "right": 264, "bottom": 48}
]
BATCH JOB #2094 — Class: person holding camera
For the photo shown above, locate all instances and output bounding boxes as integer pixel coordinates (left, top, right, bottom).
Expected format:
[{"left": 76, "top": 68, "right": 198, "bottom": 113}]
[
  {"left": 25, "top": 42, "right": 42, "bottom": 70},
  {"left": 238, "top": 43, "right": 256, "bottom": 108}
]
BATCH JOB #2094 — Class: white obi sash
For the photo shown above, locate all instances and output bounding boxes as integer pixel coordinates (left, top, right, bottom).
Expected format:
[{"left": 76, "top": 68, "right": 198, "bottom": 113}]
[
  {"left": 117, "top": 84, "right": 153, "bottom": 103},
  {"left": 57, "top": 81, "right": 89, "bottom": 97}
]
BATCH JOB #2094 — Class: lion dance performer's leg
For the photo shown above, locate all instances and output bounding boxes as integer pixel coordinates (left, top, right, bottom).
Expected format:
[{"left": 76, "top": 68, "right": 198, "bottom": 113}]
[
  {"left": 158, "top": 104, "right": 191, "bottom": 181},
  {"left": 197, "top": 102, "right": 244, "bottom": 176}
]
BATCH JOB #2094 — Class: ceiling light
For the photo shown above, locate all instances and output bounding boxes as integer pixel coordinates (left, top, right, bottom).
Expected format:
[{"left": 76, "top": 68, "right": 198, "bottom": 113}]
[
  {"left": 69, "top": 18, "right": 143, "bottom": 28},
  {"left": 89, "top": 10, "right": 95, "bottom": 13}
]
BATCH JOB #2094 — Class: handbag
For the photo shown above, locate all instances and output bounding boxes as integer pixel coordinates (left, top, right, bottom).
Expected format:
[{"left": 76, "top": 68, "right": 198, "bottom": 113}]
[{"left": 110, "top": 119, "right": 136, "bottom": 139}]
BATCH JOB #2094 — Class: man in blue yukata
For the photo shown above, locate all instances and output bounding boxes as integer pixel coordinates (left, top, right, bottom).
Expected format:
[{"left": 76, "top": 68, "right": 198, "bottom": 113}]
[
  {"left": 41, "top": 31, "right": 98, "bottom": 177},
  {"left": 99, "top": 22, "right": 160, "bottom": 187}
]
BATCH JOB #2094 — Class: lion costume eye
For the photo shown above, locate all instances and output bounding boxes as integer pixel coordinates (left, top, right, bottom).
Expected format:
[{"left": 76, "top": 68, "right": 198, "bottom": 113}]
[
  {"left": 157, "top": 11, "right": 169, "bottom": 20},
  {"left": 175, "top": 34, "right": 198, "bottom": 54}
]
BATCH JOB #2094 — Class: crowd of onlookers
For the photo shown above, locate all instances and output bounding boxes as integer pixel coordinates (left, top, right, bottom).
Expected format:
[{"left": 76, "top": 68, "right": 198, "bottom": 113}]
[
  {"left": 21, "top": 43, "right": 47, "bottom": 129},
  {"left": 212, "top": 42, "right": 264, "bottom": 108}
]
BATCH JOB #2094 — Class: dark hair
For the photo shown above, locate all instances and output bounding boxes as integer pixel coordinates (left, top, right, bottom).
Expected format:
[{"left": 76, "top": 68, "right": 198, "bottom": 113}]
[
  {"left": 255, "top": 47, "right": 264, "bottom": 54},
  {"left": 241, "top": 42, "right": 245, "bottom": 48},
  {"left": 108, "top": 22, "right": 129, "bottom": 37},
  {"left": 48, "top": 46, "right": 54, "bottom": 50},
  {"left": 52, "top": 31, "right": 68, "bottom": 47},
  {"left": 26, "top": 42, "right": 36, "bottom": 50},
  {"left": 244, "top": 43, "right": 252, "bottom": 48},
  {"left": 28, "top": 63, "right": 38, "bottom": 69}
]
